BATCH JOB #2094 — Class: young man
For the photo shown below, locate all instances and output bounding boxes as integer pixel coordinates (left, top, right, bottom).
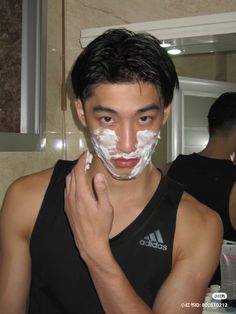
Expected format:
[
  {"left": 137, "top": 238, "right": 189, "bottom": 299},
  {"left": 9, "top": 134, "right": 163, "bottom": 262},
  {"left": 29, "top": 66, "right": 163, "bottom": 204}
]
[
  {"left": 0, "top": 29, "right": 222, "bottom": 314},
  {"left": 164, "top": 92, "right": 236, "bottom": 286}
]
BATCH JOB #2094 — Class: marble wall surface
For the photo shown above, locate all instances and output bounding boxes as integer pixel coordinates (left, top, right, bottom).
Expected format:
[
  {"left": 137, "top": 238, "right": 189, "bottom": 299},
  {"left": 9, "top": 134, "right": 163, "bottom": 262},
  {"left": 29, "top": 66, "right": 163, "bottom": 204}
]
[
  {"left": 0, "top": 0, "right": 21, "bottom": 133},
  {"left": 1, "top": 0, "right": 236, "bottom": 205}
]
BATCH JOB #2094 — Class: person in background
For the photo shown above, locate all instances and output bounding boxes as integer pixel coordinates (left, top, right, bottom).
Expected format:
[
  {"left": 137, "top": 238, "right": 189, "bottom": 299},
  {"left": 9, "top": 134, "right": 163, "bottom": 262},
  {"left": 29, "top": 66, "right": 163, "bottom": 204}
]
[
  {"left": 164, "top": 92, "right": 236, "bottom": 285},
  {"left": 0, "top": 28, "right": 222, "bottom": 314}
]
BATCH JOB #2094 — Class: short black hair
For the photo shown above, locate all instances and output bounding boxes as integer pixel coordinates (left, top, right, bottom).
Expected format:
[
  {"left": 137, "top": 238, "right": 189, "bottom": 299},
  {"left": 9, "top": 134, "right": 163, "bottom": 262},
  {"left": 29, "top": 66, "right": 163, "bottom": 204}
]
[
  {"left": 208, "top": 92, "right": 236, "bottom": 136},
  {"left": 71, "top": 28, "right": 179, "bottom": 107}
]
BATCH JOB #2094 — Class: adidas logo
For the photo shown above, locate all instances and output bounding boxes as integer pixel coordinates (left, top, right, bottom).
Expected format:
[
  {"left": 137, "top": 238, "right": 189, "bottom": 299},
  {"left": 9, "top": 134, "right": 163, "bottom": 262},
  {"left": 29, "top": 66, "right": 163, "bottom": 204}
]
[{"left": 139, "top": 229, "right": 168, "bottom": 251}]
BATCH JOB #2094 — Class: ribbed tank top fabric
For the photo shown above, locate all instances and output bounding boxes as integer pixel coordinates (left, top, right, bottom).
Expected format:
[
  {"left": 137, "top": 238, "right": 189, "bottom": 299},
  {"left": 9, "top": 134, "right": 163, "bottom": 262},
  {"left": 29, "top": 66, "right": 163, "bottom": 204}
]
[{"left": 28, "top": 160, "right": 184, "bottom": 314}]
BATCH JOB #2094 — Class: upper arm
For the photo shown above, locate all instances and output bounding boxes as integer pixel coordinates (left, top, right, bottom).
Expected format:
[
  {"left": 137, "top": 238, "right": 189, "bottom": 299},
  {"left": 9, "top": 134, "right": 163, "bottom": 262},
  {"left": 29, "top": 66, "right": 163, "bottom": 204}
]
[
  {"left": 229, "top": 181, "right": 236, "bottom": 230},
  {"left": 0, "top": 169, "right": 52, "bottom": 314},
  {"left": 0, "top": 182, "right": 31, "bottom": 314},
  {"left": 152, "top": 195, "right": 223, "bottom": 314}
]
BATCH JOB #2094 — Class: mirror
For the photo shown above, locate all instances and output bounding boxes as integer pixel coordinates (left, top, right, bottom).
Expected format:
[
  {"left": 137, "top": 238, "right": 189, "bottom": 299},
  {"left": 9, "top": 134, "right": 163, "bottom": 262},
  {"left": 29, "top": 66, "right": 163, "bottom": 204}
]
[{"left": 169, "top": 33, "right": 236, "bottom": 83}]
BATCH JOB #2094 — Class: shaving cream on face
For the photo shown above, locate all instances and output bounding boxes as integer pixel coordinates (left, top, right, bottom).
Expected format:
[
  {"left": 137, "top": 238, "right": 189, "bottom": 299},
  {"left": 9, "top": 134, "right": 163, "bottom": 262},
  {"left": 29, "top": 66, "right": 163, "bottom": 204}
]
[
  {"left": 84, "top": 151, "right": 93, "bottom": 171},
  {"left": 91, "top": 128, "right": 160, "bottom": 180}
]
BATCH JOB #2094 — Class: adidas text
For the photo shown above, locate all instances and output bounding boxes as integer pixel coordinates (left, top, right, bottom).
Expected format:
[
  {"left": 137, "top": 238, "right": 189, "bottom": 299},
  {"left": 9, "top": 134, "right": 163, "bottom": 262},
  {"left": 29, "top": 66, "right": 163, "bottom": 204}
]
[
  {"left": 139, "top": 229, "right": 168, "bottom": 251},
  {"left": 139, "top": 239, "right": 167, "bottom": 250}
]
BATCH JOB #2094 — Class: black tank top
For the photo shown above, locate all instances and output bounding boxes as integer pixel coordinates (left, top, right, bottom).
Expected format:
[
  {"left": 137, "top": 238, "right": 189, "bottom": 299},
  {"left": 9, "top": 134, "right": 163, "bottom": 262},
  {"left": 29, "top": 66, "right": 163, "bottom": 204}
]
[
  {"left": 29, "top": 160, "right": 184, "bottom": 314},
  {"left": 167, "top": 153, "right": 236, "bottom": 285},
  {"left": 167, "top": 153, "right": 236, "bottom": 241}
]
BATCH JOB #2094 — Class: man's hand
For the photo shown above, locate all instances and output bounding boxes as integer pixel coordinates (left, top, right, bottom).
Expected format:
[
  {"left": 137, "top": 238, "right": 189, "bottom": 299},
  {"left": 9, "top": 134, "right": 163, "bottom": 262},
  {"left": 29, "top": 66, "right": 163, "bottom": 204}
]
[{"left": 64, "top": 152, "right": 114, "bottom": 260}]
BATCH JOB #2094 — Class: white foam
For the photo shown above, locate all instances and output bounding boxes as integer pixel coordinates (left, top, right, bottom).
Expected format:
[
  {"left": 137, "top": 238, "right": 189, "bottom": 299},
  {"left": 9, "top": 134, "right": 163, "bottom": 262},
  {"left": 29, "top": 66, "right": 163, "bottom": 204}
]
[{"left": 91, "top": 128, "right": 160, "bottom": 180}]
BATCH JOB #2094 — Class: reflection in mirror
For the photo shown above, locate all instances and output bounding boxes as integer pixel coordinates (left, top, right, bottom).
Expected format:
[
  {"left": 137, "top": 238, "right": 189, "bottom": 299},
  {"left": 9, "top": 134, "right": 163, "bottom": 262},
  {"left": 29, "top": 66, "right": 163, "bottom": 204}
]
[
  {"left": 166, "top": 32, "right": 236, "bottom": 161},
  {"left": 0, "top": 0, "right": 47, "bottom": 151},
  {"left": 162, "top": 33, "right": 236, "bottom": 55},
  {"left": 169, "top": 33, "right": 236, "bottom": 83}
]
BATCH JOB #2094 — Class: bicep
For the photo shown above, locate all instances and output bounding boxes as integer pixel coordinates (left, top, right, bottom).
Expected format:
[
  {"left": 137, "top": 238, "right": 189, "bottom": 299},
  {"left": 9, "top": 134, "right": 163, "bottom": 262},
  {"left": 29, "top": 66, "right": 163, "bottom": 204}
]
[
  {"left": 152, "top": 202, "right": 223, "bottom": 314},
  {"left": 152, "top": 258, "right": 207, "bottom": 314},
  {"left": 0, "top": 186, "right": 31, "bottom": 314}
]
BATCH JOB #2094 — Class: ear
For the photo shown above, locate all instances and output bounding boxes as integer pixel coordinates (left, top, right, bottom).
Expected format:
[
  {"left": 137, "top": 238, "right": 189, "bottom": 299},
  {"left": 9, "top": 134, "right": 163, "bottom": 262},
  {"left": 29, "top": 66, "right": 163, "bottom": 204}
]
[
  {"left": 74, "top": 99, "right": 87, "bottom": 127},
  {"left": 162, "top": 104, "right": 172, "bottom": 126}
]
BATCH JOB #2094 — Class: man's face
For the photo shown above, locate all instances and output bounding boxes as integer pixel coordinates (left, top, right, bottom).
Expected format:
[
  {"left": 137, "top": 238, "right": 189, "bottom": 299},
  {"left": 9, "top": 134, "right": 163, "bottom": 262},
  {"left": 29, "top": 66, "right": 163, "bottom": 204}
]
[{"left": 75, "top": 82, "right": 171, "bottom": 179}]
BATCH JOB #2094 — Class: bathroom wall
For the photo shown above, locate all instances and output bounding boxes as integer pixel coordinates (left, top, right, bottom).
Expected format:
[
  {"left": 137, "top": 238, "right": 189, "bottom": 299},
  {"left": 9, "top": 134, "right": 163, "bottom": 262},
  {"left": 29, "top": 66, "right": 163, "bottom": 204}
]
[{"left": 1, "top": 0, "right": 236, "bottom": 205}]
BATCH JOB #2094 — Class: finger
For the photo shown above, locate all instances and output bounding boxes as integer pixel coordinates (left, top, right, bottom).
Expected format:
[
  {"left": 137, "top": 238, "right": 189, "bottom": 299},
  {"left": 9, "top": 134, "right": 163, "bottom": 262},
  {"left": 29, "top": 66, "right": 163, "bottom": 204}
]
[
  {"left": 94, "top": 173, "right": 111, "bottom": 208},
  {"left": 65, "top": 173, "right": 72, "bottom": 195},
  {"left": 73, "top": 151, "right": 96, "bottom": 202},
  {"left": 74, "top": 151, "right": 89, "bottom": 174},
  {"left": 65, "top": 172, "right": 76, "bottom": 211},
  {"left": 74, "top": 151, "right": 90, "bottom": 185},
  {"left": 65, "top": 151, "right": 87, "bottom": 195}
]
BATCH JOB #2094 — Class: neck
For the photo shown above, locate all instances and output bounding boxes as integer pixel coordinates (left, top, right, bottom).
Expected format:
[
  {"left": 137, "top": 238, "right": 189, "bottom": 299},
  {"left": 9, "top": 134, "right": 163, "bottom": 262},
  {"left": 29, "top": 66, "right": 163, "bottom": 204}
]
[
  {"left": 199, "top": 136, "right": 234, "bottom": 160},
  {"left": 86, "top": 154, "right": 160, "bottom": 199}
]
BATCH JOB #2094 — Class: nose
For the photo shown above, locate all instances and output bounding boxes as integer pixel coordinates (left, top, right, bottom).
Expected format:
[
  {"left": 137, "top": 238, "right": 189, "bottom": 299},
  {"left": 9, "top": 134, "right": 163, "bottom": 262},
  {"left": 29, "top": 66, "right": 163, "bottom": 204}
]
[{"left": 116, "top": 123, "right": 137, "bottom": 153}]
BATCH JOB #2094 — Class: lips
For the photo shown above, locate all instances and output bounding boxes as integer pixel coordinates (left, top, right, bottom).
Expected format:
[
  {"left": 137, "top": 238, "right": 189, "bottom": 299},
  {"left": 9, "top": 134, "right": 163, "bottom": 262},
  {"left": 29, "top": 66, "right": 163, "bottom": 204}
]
[{"left": 112, "top": 158, "right": 140, "bottom": 168}]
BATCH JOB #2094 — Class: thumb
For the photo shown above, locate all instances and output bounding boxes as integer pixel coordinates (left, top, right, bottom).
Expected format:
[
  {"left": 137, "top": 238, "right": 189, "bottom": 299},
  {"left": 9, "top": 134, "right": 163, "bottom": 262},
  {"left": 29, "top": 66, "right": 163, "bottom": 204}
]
[{"left": 94, "top": 173, "right": 110, "bottom": 208}]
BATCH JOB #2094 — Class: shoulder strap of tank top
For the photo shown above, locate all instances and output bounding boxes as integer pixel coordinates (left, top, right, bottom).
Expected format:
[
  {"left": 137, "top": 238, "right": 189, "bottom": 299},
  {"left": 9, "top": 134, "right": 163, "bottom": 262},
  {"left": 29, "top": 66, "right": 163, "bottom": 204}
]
[
  {"left": 48, "top": 159, "right": 78, "bottom": 188},
  {"left": 163, "top": 175, "right": 185, "bottom": 210}
]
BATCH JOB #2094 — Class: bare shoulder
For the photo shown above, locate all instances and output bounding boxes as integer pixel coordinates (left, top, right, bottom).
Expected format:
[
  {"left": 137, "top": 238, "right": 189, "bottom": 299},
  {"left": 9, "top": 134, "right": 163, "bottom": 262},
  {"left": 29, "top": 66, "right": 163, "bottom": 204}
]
[
  {"left": 2, "top": 167, "right": 53, "bottom": 208},
  {"left": 0, "top": 167, "right": 54, "bottom": 240},
  {"left": 179, "top": 192, "right": 222, "bottom": 229},
  {"left": 173, "top": 192, "right": 223, "bottom": 261}
]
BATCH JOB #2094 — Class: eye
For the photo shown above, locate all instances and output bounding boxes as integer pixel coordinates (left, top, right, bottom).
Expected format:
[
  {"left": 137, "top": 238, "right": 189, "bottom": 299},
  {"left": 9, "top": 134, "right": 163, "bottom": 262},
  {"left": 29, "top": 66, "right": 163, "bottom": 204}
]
[
  {"left": 100, "top": 116, "right": 114, "bottom": 125},
  {"left": 139, "top": 116, "right": 153, "bottom": 124}
]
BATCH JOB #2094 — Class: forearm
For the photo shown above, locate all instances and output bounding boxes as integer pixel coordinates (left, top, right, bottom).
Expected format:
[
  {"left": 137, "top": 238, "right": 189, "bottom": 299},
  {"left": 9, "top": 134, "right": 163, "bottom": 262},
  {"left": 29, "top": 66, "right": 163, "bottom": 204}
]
[{"left": 83, "top": 246, "right": 153, "bottom": 314}]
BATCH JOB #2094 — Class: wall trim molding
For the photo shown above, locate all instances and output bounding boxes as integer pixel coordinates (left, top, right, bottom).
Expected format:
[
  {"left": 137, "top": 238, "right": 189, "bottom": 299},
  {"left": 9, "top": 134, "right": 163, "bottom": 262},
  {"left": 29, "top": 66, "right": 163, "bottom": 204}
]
[{"left": 80, "top": 11, "right": 236, "bottom": 48}]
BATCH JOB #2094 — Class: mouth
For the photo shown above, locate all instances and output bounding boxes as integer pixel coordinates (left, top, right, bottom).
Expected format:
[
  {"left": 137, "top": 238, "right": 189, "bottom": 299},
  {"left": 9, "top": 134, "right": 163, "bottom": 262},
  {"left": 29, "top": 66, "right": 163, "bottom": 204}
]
[{"left": 112, "top": 158, "right": 140, "bottom": 169}]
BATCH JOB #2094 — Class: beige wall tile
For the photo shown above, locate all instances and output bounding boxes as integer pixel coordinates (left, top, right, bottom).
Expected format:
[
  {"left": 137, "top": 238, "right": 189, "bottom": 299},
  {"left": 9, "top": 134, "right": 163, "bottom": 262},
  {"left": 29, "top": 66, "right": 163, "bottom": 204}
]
[
  {"left": 46, "top": 49, "right": 64, "bottom": 133},
  {"left": 65, "top": 131, "right": 88, "bottom": 161},
  {"left": 0, "top": 132, "right": 65, "bottom": 204},
  {"left": 173, "top": 54, "right": 217, "bottom": 80},
  {"left": 47, "top": 0, "right": 62, "bottom": 51}
]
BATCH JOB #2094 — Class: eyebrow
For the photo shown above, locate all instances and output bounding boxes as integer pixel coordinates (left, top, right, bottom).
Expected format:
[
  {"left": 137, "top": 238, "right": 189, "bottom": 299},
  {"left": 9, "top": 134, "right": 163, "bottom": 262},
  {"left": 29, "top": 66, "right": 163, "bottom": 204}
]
[
  {"left": 93, "top": 105, "right": 117, "bottom": 114},
  {"left": 93, "top": 103, "right": 160, "bottom": 114},
  {"left": 137, "top": 104, "right": 160, "bottom": 113}
]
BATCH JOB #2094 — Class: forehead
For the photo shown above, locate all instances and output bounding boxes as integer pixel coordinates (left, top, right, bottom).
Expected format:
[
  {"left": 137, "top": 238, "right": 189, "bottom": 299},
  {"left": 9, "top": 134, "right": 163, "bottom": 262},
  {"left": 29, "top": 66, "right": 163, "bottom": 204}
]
[{"left": 84, "top": 82, "right": 163, "bottom": 110}]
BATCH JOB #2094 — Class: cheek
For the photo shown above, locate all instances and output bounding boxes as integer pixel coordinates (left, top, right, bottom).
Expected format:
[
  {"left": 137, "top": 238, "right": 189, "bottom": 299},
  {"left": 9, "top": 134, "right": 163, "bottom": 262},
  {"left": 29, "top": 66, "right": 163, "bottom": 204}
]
[
  {"left": 93, "top": 128, "right": 119, "bottom": 149},
  {"left": 136, "top": 130, "right": 160, "bottom": 148},
  {"left": 83, "top": 115, "right": 97, "bottom": 130}
]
